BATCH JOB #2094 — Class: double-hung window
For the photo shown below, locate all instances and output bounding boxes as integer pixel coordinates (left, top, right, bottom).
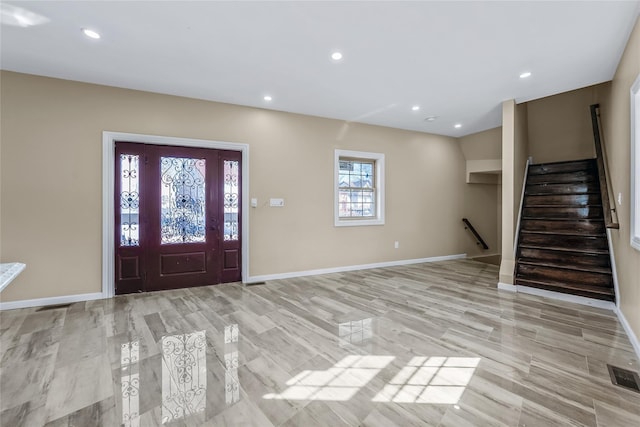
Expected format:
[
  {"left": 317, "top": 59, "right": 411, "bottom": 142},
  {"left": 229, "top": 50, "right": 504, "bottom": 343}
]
[{"left": 334, "top": 150, "right": 385, "bottom": 226}]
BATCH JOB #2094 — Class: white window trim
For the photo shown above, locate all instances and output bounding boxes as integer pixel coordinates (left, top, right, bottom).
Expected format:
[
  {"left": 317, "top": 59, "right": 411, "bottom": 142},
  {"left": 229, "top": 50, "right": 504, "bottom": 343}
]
[
  {"left": 334, "top": 149, "right": 385, "bottom": 227},
  {"left": 631, "top": 73, "right": 640, "bottom": 251}
]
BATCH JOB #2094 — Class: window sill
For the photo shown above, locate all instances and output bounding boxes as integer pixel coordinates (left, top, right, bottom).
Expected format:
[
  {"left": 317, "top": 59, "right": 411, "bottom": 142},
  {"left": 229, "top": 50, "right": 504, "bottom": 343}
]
[{"left": 335, "top": 218, "right": 385, "bottom": 227}]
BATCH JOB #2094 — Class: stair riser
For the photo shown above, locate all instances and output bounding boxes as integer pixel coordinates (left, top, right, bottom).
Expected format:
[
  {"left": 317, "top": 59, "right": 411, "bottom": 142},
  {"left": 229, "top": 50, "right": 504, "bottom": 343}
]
[
  {"left": 525, "top": 182, "right": 599, "bottom": 195},
  {"left": 514, "top": 279, "right": 615, "bottom": 301},
  {"left": 524, "top": 194, "right": 601, "bottom": 207},
  {"left": 528, "top": 160, "right": 596, "bottom": 175},
  {"left": 516, "top": 264, "right": 612, "bottom": 287},
  {"left": 520, "top": 219, "right": 605, "bottom": 234},
  {"left": 522, "top": 206, "right": 603, "bottom": 220},
  {"left": 518, "top": 247, "right": 611, "bottom": 269},
  {"left": 527, "top": 171, "right": 596, "bottom": 185},
  {"left": 519, "top": 233, "right": 608, "bottom": 250}
]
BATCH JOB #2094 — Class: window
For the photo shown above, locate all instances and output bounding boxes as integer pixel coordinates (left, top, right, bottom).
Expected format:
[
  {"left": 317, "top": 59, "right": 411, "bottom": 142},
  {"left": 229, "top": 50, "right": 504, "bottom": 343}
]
[
  {"left": 334, "top": 149, "right": 385, "bottom": 226},
  {"left": 631, "top": 73, "right": 640, "bottom": 251}
]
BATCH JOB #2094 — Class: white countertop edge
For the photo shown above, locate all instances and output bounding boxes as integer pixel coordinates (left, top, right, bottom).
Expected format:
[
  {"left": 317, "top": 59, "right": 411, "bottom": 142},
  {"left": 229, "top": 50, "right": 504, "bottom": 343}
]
[{"left": 0, "top": 263, "right": 26, "bottom": 293}]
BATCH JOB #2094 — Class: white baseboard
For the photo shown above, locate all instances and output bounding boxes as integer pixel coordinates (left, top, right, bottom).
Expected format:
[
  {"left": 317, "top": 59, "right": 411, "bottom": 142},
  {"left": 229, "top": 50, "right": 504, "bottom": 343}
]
[
  {"left": 606, "top": 229, "right": 621, "bottom": 304},
  {"left": 245, "top": 253, "right": 467, "bottom": 283},
  {"left": 0, "top": 292, "right": 104, "bottom": 311},
  {"left": 614, "top": 307, "right": 640, "bottom": 362},
  {"left": 497, "top": 282, "right": 517, "bottom": 292},
  {"left": 469, "top": 252, "right": 501, "bottom": 259},
  {"left": 504, "top": 285, "right": 616, "bottom": 310},
  {"left": 1, "top": 255, "right": 468, "bottom": 308}
]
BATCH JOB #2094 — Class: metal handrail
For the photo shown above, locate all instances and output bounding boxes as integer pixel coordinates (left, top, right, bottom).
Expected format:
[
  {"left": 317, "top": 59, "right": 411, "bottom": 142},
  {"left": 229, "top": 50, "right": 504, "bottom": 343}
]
[
  {"left": 462, "top": 218, "right": 489, "bottom": 250},
  {"left": 590, "top": 104, "right": 619, "bottom": 229}
]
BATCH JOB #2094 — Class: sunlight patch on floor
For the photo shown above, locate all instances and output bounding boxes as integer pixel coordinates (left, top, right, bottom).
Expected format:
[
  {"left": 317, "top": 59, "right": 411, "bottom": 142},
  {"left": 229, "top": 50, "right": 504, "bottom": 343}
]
[
  {"left": 263, "top": 355, "right": 480, "bottom": 404},
  {"left": 263, "top": 355, "right": 395, "bottom": 401},
  {"left": 372, "top": 356, "right": 480, "bottom": 404}
]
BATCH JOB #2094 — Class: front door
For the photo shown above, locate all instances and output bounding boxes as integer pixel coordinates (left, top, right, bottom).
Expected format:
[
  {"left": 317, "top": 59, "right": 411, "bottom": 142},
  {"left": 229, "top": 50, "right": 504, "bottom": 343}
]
[{"left": 115, "top": 142, "right": 241, "bottom": 294}]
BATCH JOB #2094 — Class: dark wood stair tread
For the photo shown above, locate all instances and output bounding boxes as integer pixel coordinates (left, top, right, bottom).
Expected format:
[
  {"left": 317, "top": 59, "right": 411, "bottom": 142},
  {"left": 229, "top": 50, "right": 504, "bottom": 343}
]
[
  {"left": 517, "top": 247, "right": 611, "bottom": 269},
  {"left": 520, "top": 229, "right": 605, "bottom": 238},
  {"left": 524, "top": 194, "right": 602, "bottom": 208},
  {"left": 519, "top": 244, "right": 609, "bottom": 255},
  {"left": 528, "top": 159, "right": 596, "bottom": 175},
  {"left": 527, "top": 175, "right": 597, "bottom": 185},
  {"left": 516, "top": 259, "right": 612, "bottom": 275},
  {"left": 514, "top": 278, "right": 615, "bottom": 300},
  {"left": 521, "top": 217, "right": 604, "bottom": 222},
  {"left": 523, "top": 203, "right": 602, "bottom": 209},
  {"left": 525, "top": 183, "right": 599, "bottom": 195}
]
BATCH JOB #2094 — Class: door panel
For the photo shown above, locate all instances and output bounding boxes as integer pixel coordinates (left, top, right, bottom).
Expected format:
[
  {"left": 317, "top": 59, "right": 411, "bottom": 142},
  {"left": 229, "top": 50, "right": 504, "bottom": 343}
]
[
  {"left": 159, "top": 252, "right": 207, "bottom": 275},
  {"left": 114, "top": 142, "right": 241, "bottom": 295},
  {"left": 145, "top": 145, "right": 219, "bottom": 291}
]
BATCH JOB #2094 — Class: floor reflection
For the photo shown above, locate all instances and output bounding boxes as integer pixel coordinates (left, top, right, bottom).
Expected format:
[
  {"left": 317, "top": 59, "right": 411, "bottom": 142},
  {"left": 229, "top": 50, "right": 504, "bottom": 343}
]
[
  {"left": 161, "top": 330, "right": 207, "bottom": 423},
  {"left": 224, "top": 324, "right": 240, "bottom": 404},
  {"left": 118, "top": 326, "right": 242, "bottom": 424},
  {"left": 121, "top": 340, "right": 140, "bottom": 427},
  {"left": 338, "top": 318, "right": 373, "bottom": 352}
]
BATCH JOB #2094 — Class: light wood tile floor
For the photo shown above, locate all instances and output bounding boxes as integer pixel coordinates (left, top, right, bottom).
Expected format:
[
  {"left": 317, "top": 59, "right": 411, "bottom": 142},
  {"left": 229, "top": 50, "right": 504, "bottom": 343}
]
[{"left": 1, "top": 259, "right": 639, "bottom": 426}]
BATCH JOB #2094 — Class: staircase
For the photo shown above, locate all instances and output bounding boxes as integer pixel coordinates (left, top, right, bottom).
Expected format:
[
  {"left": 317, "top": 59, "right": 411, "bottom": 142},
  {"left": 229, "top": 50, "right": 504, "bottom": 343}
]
[{"left": 515, "top": 158, "right": 615, "bottom": 301}]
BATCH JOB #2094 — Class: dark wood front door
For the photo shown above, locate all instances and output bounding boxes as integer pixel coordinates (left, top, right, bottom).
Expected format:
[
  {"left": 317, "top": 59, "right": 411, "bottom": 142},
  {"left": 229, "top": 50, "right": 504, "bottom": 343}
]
[{"left": 115, "top": 142, "right": 241, "bottom": 294}]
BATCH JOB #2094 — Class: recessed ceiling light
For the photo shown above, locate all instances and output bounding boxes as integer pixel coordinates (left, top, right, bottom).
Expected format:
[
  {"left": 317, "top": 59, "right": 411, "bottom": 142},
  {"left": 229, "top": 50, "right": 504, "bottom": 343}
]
[
  {"left": 519, "top": 71, "right": 532, "bottom": 79},
  {"left": 331, "top": 51, "right": 343, "bottom": 61},
  {"left": 263, "top": 95, "right": 272, "bottom": 102},
  {"left": 82, "top": 28, "right": 100, "bottom": 39},
  {"left": 412, "top": 105, "right": 420, "bottom": 111},
  {"left": 454, "top": 123, "right": 462, "bottom": 129},
  {"left": 424, "top": 116, "right": 438, "bottom": 122}
]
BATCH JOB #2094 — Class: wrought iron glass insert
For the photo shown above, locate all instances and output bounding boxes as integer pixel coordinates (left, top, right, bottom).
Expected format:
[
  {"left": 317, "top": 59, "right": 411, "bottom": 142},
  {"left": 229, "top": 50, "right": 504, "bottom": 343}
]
[
  {"left": 161, "top": 331, "right": 207, "bottom": 423},
  {"left": 224, "top": 324, "right": 240, "bottom": 404},
  {"left": 160, "top": 157, "right": 206, "bottom": 244},
  {"left": 120, "top": 154, "right": 140, "bottom": 247},
  {"left": 121, "top": 340, "right": 140, "bottom": 427},
  {"left": 338, "top": 159, "right": 375, "bottom": 218},
  {"left": 223, "top": 160, "right": 239, "bottom": 241}
]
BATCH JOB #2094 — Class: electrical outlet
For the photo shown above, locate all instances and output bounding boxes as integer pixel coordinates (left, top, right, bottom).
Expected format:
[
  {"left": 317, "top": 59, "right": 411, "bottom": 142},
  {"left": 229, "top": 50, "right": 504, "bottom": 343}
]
[
  {"left": 270, "top": 198, "right": 285, "bottom": 207},
  {"left": 394, "top": 241, "right": 399, "bottom": 249}
]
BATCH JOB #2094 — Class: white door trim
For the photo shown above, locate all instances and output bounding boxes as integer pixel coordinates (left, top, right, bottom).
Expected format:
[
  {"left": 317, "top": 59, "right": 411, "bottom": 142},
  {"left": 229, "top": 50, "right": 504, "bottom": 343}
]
[{"left": 102, "top": 131, "right": 250, "bottom": 298}]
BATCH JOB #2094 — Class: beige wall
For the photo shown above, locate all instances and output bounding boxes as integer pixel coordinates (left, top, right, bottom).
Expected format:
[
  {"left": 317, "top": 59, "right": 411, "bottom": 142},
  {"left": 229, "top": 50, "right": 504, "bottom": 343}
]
[
  {"left": 459, "top": 127, "right": 502, "bottom": 161},
  {"left": 600, "top": 17, "right": 640, "bottom": 347},
  {"left": 462, "top": 184, "right": 500, "bottom": 258},
  {"left": 0, "top": 71, "right": 475, "bottom": 303},
  {"left": 527, "top": 82, "right": 610, "bottom": 164},
  {"left": 499, "top": 100, "right": 529, "bottom": 285},
  {"left": 459, "top": 127, "right": 502, "bottom": 258}
]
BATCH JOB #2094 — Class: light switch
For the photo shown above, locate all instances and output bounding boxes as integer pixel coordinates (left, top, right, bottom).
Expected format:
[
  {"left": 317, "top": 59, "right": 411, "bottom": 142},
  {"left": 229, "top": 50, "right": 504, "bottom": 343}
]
[
  {"left": 618, "top": 192, "right": 623, "bottom": 206},
  {"left": 251, "top": 198, "right": 258, "bottom": 208},
  {"left": 270, "top": 198, "right": 285, "bottom": 207}
]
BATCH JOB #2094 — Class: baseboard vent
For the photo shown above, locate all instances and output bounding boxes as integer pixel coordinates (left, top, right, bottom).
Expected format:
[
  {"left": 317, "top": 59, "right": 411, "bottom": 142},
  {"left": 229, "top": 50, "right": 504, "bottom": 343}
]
[
  {"left": 244, "top": 281, "right": 266, "bottom": 286},
  {"left": 36, "top": 303, "right": 73, "bottom": 311},
  {"left": 607, "top": 364, "right": 640, "bottom": 393}
]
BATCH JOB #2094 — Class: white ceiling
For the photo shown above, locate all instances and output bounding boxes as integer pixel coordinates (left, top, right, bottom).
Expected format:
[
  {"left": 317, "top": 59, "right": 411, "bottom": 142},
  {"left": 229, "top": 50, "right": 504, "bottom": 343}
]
[{"left": 1, "top": 1, "right": 639, "bottom": 137}]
